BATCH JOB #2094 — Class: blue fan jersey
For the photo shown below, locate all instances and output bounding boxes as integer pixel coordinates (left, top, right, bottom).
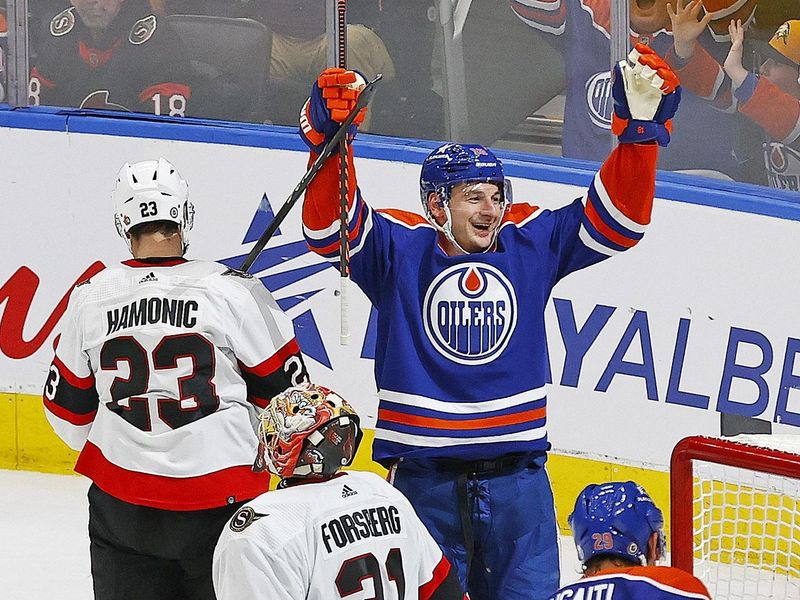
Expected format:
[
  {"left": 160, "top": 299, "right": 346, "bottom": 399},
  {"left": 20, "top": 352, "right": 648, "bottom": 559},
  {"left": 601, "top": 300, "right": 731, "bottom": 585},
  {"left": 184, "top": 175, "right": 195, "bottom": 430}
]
[{"left": 510, "top": 0, "right": 746, "bottom": 178}]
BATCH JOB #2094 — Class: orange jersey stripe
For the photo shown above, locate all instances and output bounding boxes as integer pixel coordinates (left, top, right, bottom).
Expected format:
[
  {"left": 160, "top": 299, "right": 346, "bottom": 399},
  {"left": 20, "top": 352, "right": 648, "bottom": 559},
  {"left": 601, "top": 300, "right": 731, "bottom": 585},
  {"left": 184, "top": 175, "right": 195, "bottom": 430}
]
[
  {"left": 377, "top": 208, "right": 429, "bottom": 227},
  {"left": 585, "top": 199, "right": 638, "bottom": 248},
  {"left": 378, "top": 407, "right": 546, "bottom": 430}
]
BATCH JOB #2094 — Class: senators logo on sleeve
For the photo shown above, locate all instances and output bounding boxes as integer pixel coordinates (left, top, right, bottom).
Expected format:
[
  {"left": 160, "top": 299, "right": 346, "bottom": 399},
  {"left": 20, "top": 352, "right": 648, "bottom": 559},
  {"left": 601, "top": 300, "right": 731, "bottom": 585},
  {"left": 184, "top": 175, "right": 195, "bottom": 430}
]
[
  {"left": 129, "top": 15, "right": 157, "bottom": 45},
  {"left": 50, "top": 7, "right": 76, "bottom": 37},
  {"left": 229, "top": 506, "right": 268, "bottom": 532}
]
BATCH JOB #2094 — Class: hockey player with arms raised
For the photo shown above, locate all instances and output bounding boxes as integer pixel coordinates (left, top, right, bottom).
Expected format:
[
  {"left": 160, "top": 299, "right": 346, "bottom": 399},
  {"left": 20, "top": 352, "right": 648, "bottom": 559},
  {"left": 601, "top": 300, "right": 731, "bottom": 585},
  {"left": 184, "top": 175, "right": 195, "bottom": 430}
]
[
  {"left": 212, "top": 382, "right": 466, "bottom": 600},
  {"left": 554, "top": 481, "right": 711, "bottom": 599},
  {"left": 299, "top": 45, "right": 681, "bottom": 599},
  {"left": 42, "top": 158, "right": 308, "bottom": 600}
]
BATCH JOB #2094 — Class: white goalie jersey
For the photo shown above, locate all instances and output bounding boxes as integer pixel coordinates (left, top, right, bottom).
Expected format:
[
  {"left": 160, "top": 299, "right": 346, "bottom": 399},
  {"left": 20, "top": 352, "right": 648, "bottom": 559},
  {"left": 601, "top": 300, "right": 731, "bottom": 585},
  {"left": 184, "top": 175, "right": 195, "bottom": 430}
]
[
  {"left": 213, "top": 470, "right": 465, "bottom": 600},
  {"left": 42, "top": 258, "right": 308, "bottom": 510}
]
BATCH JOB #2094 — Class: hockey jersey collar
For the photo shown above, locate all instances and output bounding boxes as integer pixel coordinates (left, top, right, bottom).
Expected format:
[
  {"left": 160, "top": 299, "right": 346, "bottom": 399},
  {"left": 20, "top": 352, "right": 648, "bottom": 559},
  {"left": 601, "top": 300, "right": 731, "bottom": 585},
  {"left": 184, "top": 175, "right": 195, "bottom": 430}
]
[
  {"left": 278, "top": 471, "right": 348, "bottom": 489},
  {"left": 122, "top": 257, "right": 188, "bottom": 268}
]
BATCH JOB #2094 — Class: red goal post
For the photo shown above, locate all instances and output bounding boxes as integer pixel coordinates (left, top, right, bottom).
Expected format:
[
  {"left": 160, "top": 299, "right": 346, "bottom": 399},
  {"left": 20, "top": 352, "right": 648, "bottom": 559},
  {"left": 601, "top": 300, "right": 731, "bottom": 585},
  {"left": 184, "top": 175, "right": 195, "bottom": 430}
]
[{"left": 670, "top": 435, "right": 800, "bottom": 599}]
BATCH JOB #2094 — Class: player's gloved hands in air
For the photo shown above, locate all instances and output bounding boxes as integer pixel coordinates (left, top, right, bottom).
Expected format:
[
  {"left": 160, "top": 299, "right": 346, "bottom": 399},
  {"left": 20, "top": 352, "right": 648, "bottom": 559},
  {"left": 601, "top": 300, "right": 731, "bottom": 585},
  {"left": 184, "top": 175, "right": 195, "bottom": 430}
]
[
  {"left": 611, "top": 43, "right": 681, "bottom": 146},
  {"left": 299, "top": 67, "right": 367, "bottom": 153}
]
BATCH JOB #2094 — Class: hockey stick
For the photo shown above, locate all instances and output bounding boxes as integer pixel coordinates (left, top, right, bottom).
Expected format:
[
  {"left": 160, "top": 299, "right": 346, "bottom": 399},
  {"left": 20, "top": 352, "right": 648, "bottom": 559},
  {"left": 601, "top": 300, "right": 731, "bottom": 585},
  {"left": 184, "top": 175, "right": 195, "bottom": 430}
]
[
  {"left": 238, "top": 74, "right": 381, "bottom": 274},
  {"left": 336, "top": 0, "right": 350, "bottom": 346}
]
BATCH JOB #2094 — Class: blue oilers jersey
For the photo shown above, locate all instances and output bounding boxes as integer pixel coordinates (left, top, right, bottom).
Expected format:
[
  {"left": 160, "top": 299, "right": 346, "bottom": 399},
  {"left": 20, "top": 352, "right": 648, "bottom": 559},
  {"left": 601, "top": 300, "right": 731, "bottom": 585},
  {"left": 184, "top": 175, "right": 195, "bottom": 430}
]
[
  {"left": 551, "top": 566, "right": 711, "bottom": 599},
  {"left": 510, "top": 0, "right": 742, "bottom": 178},
  {"left": 303, "top": 144, "right": 657, "bottom": 464}
]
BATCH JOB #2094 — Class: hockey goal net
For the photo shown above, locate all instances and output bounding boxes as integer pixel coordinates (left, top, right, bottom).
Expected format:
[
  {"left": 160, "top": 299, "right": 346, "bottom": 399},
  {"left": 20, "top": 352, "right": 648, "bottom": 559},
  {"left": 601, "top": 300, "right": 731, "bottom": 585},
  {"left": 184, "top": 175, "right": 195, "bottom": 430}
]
[{"left": 671, "top": 435, "right": 800, "bottom": 599}]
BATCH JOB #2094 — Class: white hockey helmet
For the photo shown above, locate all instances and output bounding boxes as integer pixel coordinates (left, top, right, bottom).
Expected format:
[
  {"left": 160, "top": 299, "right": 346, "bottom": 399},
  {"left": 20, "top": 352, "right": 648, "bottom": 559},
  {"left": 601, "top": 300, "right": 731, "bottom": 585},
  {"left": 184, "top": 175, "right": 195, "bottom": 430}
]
[{"left": 112, "top": 158, "right": 193, "bottom": 253}]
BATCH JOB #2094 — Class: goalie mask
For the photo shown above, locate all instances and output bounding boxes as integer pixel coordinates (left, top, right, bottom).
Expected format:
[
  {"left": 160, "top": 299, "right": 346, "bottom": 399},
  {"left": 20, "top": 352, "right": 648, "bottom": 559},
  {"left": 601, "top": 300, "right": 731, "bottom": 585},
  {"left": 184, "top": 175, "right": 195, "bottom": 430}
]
[
  {"left": 419, "top": 143, "right": 513, "bottom": 252},
  {"left": 112, "top": 157, "right": 193, "bottom": 254},
  {"left": 255, "top": 383, "right": 362, "bottom": 479},
  {"left": 569, "top": 481, "right": 666, "bottom": 568}
]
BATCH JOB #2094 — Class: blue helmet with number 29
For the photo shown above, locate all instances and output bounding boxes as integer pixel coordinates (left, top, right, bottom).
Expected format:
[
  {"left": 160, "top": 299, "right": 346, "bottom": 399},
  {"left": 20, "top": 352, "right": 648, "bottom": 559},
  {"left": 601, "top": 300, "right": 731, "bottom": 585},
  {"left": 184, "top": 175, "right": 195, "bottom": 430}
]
[
  {"left": 569, "top": 481, "right": 666, "bottom": 567},
  {"left": 112, "top": 157, "right": 193, "bottom": 254}
]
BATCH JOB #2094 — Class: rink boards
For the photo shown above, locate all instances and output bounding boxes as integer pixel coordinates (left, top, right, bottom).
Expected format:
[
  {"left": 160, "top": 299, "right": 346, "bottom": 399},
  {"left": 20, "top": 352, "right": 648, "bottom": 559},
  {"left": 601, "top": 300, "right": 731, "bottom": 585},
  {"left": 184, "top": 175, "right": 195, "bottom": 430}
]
[{"left": 1, "top": 107, "right": 799, "bottom": 532}]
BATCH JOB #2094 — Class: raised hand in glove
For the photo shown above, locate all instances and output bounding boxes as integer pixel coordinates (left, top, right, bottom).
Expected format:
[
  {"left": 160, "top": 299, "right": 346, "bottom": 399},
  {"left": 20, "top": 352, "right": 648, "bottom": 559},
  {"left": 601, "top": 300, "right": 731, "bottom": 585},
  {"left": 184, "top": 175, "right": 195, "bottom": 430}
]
[
  {"left": 299, "top": 67, "right": 368, "bottom": 153},
  {"left": 611, "top": 44, "right": 682, "bottom": 147}
]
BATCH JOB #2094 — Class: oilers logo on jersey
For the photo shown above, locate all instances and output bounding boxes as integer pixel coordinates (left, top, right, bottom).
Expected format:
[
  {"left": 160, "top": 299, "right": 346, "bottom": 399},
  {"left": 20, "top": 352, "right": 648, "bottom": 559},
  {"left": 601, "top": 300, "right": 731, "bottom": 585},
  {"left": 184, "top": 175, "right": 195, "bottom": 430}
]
[
  {"left": 423, "top": 263, "right": 517, "bottom": 365},
  {"left": 586, "top": 71, "right": 614, "bottom": 129},
  {"left": 766, "top": 143, "right": 800, "bottom": 191}
]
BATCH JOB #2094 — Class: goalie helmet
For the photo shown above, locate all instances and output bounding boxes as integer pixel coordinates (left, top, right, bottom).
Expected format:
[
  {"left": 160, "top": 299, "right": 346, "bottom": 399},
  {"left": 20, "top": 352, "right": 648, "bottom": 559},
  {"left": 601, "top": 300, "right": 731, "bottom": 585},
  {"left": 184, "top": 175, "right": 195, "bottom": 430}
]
[
  {"left": 112, "top": 157, "right": 193, "bottom": 253},
  {"left": 255, "top": 383, "right": 362, "bottom": 479},
  {"left": 569, "top": 481, "right": 666, "bottom": 567}
]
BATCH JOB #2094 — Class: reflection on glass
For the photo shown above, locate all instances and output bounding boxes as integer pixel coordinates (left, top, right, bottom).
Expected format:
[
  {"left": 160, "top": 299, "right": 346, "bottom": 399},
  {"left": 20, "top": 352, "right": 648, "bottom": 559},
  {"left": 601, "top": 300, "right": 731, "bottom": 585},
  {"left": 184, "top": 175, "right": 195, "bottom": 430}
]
[
  {"left": 15, "top": 0, "right": 796, "bottom": 192},
  {"left": 668, "top": 2, "right": 800, "bottom": 191},
  {"left": 0, "top": 1, "right": 6, "bottom": 103},
  {"left": 28, "top": 1, "right": 192, "bottom": 115}
]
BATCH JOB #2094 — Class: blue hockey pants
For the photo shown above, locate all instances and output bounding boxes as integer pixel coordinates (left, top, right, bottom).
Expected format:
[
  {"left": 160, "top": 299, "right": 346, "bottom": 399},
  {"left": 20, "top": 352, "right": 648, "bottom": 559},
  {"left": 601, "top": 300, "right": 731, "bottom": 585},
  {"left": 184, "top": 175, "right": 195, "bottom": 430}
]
[{"left": 391, "top": 453, "right": 560, "bottom": 600}]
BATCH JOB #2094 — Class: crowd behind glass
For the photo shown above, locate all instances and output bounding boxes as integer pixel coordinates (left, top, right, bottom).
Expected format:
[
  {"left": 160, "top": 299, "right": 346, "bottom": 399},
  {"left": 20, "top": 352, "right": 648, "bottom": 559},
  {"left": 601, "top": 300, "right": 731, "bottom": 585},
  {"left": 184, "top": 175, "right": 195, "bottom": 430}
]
[{"left": 0, "top": 0, "right": 797, "bottom": 192}]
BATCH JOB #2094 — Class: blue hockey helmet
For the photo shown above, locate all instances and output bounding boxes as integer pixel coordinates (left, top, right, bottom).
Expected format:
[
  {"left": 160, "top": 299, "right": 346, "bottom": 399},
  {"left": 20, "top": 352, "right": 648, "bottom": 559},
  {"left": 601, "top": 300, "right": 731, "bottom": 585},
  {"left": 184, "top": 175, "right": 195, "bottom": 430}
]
[
  {"left": 569, "top": 481, "right": 666, "bottom": 567},
  {"left": 419, "top": 143, "right": 512, "bottom": 220}
]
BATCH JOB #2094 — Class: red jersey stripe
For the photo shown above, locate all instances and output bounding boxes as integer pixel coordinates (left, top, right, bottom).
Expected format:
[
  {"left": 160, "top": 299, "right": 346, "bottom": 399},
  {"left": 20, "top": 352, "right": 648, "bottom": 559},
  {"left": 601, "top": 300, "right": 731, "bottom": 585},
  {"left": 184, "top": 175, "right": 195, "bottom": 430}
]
[
  {"left": 139, "top": 82, "right": 192, "bottom": 103},
  {"left": 239, "top": 338, "right": 301, "bottom": 377},
  {"left": 419, "top": 555, "right": 453, "bottom": 600},
  {"left": 53, "top": 355, "right": 95, "bottom": 389},
  {"left": 122, "top": 258, "right": 188, "bottom": 268},
  {"left": 43, "top": 395, "right": 96, "bottom": 425},
  {"left": 75, "top": 441, "right": 269, "bottom": 510},
  {"left": 585, "top": 198, "right": 638, "bottom": 248}
]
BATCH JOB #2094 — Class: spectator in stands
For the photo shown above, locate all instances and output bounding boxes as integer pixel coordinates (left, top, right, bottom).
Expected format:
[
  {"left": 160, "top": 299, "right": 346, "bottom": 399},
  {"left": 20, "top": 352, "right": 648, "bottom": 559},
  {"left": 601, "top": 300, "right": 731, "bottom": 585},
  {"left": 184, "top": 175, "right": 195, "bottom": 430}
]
[
  {"left": 509, "top": 0, "right": 758, "bottom": 180},
  {"left": 29, "top": 0, "right": 194, "bottom": 116},
  {"left": 553, "top": 481, "right": 712, "bottom": 600},
  {"left": 668, "top": 3, "right": 800, "bottom": 191},
  {"left": 257, "top": 0, "right": 395, "bottom": 128}
]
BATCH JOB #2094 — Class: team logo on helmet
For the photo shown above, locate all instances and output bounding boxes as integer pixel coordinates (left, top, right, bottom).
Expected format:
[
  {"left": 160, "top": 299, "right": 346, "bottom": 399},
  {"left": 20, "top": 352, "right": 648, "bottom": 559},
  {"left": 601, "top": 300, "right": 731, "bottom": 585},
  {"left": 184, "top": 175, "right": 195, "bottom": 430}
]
[
  {"left": 774, "top": 22, "right": 791, "bottom": 46},
  {"left": 50, "top": 8, "right": 75, "bottom": 37},
  {"left": 129, "top": 16, "right": 157, "bottom": 45},
  {"left": 423, "top": 263, "right": 517, "bottom": 365},
  {"left": 585, "top": 71, "right": 614, "bottom": 129}
]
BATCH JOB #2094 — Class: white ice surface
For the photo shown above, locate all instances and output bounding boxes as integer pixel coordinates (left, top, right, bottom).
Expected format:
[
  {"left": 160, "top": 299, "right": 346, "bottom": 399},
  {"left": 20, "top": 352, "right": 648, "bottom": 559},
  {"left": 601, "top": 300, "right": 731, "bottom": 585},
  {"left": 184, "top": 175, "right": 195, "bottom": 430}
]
[{"left": 0, "top": 469, "right": 584, "bottom": 599}]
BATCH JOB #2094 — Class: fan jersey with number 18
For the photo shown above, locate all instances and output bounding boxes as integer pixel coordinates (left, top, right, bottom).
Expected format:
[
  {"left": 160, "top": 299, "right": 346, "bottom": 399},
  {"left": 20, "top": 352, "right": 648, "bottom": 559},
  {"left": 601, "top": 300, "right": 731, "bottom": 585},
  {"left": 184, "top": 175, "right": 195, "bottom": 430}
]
[
  {"left": 213, "top": 470, "right": 466, "bottom": 600},
  {"left": 42, "top": 258, "right": 308, "bottom": 510}
]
